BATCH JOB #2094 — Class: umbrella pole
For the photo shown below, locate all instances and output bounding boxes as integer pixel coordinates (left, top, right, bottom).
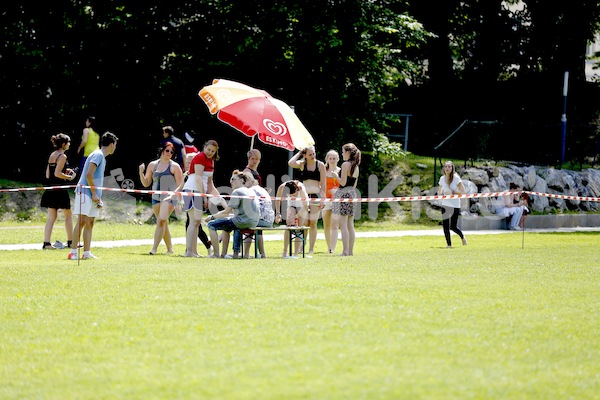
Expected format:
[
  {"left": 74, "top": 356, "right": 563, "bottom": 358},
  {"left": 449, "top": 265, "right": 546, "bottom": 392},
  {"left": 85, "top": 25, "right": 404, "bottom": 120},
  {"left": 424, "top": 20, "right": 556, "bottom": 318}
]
[{"left": 250, "top": 136, "right": 255, "bottom": 150}]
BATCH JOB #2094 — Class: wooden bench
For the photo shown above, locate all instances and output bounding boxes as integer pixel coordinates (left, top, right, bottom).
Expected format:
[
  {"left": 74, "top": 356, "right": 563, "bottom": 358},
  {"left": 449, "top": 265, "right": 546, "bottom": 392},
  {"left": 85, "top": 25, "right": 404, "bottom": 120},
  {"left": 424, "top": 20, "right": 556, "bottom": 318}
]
[{"left": 238, "top": 226, "right": 310, "bottom": 258}]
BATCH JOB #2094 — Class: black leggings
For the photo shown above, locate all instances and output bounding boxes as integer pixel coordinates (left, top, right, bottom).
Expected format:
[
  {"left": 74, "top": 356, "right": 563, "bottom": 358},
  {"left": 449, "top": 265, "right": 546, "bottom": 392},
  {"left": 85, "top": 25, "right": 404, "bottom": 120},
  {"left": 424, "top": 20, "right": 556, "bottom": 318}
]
[{"left": 442, "top": 206, "right": 464, "bottom": 246}]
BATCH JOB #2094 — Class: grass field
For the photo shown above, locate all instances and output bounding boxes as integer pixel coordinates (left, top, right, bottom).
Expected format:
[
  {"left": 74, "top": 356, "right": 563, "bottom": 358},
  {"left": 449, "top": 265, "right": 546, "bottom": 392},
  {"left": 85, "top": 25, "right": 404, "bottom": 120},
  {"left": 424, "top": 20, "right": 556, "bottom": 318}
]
[{"left": 1, "top": 226, "right": 599, "bottom": 399}]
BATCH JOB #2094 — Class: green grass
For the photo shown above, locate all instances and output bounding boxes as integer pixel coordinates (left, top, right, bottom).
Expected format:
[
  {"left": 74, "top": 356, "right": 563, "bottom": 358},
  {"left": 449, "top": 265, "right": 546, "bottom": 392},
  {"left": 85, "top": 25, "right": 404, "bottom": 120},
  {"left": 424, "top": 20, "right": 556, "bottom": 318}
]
[
  {"left": 0, "top": 217, "right": 439, "bottom": 245},
  {"left": 1, "top": 230, "right": 599, "bottom": 399}
]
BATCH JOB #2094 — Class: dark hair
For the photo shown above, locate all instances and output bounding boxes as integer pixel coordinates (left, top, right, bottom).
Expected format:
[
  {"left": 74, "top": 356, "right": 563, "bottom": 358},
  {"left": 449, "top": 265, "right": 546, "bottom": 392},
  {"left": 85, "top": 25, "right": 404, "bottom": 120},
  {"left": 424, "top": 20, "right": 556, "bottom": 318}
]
[
  {"left": 509, "top": 182, "right": 520, "bottom": 190},
  {"left": 343, "top": 143, "right": 361, "bottom": 175},
  {"left": 159, "top": 142, "right": 174, "bottom": 158},
  {"left": 51, "top": 133, "right": 71, "bottom": 149},
  {"left": 100, "top": 131, "right": 118, "bottom": 146},
  {"left": 284, "top": 180, "right": 299, "bottom": 193},
  {"left": 87, "top": 116, "right": 95, "bottom": 126},
  {"left": 162, "top": 125, "right": 174, "bottom": 136}
]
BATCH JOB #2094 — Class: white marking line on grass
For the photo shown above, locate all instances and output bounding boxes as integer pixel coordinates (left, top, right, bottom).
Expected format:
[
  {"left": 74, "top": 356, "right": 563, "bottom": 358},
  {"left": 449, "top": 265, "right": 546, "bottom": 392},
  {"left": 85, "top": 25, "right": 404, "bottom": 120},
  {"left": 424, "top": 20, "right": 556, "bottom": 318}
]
[{"left": 2, "top": 227, "right": 598, "bottom": 251}]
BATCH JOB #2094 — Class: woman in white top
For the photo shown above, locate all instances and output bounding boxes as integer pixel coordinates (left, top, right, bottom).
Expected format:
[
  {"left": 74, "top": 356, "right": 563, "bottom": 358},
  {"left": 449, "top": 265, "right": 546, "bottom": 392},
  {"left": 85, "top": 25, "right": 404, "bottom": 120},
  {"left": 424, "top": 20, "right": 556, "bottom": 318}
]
[
  {"left": 437, "top": 161, "right": 467, "bottom": 248},
  {"left": 171, "top": 140, "right": 219, "bottom": 257}
]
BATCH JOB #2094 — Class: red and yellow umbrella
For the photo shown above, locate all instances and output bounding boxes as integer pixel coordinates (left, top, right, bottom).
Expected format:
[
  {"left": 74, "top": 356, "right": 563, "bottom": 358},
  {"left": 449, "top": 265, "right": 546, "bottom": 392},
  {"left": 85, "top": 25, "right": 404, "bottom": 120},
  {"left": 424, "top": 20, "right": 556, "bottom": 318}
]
[{"left": 198, "top": 79, "right": 315, "bottom": 151}]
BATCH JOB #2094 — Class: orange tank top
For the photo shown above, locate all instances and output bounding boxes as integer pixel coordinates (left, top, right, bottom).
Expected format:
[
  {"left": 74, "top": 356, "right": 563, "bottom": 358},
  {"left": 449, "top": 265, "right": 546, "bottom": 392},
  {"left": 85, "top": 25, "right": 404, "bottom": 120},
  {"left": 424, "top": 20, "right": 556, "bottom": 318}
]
[{"left": 325, "top": 176, "right": 339, "bottom": 198}]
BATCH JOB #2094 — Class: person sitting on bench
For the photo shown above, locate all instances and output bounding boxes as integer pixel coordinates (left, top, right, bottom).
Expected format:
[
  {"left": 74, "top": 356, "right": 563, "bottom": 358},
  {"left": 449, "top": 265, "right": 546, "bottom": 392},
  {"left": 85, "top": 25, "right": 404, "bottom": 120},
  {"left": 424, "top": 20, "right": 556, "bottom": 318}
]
[
  {"left": 205, "top": 170, "right": 259, "bottom": 258},
  {"left": 495, "top": 182, "right": 527, "bottom": 231},
  {"left": 274, "top": 180, "right": 309, "bottom": 258}
]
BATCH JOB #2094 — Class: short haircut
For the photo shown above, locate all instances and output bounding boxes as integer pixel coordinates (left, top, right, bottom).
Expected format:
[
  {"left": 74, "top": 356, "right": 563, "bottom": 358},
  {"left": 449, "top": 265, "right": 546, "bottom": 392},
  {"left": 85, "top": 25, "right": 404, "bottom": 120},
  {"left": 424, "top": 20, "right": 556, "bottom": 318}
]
[{"left": 100, "top": 131, "right": 118, "bottom": 146}]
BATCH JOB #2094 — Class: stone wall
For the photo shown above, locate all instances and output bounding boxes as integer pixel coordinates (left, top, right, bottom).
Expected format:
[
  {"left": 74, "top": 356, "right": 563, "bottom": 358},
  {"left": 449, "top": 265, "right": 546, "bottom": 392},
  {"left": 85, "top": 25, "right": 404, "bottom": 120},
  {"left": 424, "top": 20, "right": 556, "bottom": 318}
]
[{"left": 456, "top": 165, "right": 600, "bottom": 215}]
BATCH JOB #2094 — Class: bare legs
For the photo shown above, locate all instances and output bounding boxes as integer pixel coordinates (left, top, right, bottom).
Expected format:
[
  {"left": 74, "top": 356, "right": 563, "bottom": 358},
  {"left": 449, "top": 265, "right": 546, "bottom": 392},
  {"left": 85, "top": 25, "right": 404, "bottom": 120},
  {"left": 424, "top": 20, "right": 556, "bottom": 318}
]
[
  {"left": 184, "top": 208, "right": 202, "bottom": 257},
  {"left": 64, "top": 209, "right": 73, "bottom": 244},
  {"left": 303, "top": 203, "right": 320, "bottom": 254},
  {"left": 322, "top": 208, "right": 337, "bottom": 253},
  {"left": 332, "top": 213, "right": 354, "bottom": 256},
  {"left": 282, "top": 207, "right": 301, "bottom": 257},
  {"left": 71, "top": 214, "right": 95, "bottom": 252},
  {"left": 44, "top": 208, "right": 73, "bottom": 247},
  {"left": 208, "top": 229, "right": 230, "bottom": 258},
  {"left": 44, "top": 208, "right": 58, "bottom": 244},
  {"left": 150, "top": 202, "right": 175, "bottom": 254}
]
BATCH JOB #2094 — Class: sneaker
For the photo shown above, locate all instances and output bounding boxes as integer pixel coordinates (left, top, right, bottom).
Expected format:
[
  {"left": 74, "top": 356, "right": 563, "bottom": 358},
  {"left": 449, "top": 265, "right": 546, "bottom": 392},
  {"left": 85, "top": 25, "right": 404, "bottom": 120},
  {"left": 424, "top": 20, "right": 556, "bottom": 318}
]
[
  {"left": 223, "top": 254, "right": 234, "bottom": 259},
  {"left": 53, "top": 240, "right": 66, "bottom": 249},
  {"left": 510, "top": 226, "right": 521, "bottom": 231},
  {"left": 82, "top": 252, "right": 100, "bottom": 260},
  {"left": 43, "top": 244, "right": 57, "bottom": 250},
  {"left": 207, "top": 247, "right": 213, "bottom": 257},
  {"left": 68, "top": 252, "right": 79, "bottom": 260},
  {"left": 283, "top": 255, "right": 299, "bottom": 259}
]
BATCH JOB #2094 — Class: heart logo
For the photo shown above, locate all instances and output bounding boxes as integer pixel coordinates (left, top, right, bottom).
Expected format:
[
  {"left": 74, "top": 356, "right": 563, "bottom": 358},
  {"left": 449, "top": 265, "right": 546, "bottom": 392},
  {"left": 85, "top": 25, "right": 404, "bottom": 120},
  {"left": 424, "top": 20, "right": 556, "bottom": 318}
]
[
  {"left": 263, "top": 119, "right": 287, "bottom": 136},
  {"left": 216, "top": 89, "right": 233, "bottom": 101}
]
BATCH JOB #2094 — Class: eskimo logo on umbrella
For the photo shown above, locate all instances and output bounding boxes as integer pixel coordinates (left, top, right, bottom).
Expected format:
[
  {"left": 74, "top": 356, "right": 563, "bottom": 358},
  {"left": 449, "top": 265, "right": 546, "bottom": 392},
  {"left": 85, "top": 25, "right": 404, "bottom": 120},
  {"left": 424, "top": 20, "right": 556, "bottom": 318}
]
[
  {"left": 263, "top": 119, "right": 287, "bottom": 136},
  {"left": 217, "top": 89, "right": 233, "bottom": 101}
]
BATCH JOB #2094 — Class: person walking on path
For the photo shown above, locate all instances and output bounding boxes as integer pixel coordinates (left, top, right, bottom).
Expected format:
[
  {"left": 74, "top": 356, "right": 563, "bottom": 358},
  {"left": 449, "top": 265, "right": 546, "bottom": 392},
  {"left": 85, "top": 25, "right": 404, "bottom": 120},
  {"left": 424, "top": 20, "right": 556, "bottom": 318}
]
[
  {"left": 331, "top": 143, "right": 361, "bottom": 256},
  {"left": 77, "top": 116, "right": 99, "bottom": 173},
  {"left": 437, "top": 160, "right": 467, "bottom": 248},
  {"left": 139, "top": 142, "right": 184, "bottom": 255},
  {"left": 288, "top": 146, "right": 326, "bottom": 255},
  {"left": 41, "top": 133, "right": 77, "bottom": 250},
  {"left": 68, "top": 132, "right": 118, "bottom": 260}
]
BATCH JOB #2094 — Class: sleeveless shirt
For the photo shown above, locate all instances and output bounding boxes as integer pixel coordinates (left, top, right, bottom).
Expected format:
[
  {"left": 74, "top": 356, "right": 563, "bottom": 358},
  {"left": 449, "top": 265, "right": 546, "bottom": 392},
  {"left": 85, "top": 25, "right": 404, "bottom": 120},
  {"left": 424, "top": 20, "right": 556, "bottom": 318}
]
[
  {"left": 152, "top": 160, "right": 176, "bottom": 201},
  {"left": 83, "top": 127, "right": 100, "bottom": 156},
  {"left": 298, "top": 163, "right": 321, "bottom": 181}
]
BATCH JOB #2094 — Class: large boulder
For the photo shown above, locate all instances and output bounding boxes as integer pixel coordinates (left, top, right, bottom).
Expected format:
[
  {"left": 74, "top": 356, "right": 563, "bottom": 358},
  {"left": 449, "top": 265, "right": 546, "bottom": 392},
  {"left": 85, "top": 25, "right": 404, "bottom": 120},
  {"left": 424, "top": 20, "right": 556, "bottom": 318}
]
[
  {"left": 465, "top": 168, "right": 489, "bottom": 185},
  {"left": 530, "top": 176, "right": 549, "bottom": 212}
]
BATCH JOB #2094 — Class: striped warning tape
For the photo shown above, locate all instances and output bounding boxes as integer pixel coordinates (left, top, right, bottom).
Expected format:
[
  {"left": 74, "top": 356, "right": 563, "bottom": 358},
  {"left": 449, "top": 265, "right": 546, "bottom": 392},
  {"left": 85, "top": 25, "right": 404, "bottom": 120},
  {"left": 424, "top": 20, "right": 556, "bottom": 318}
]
[{"left": 0, "top": 185, "right": 599, "bottom": 202}]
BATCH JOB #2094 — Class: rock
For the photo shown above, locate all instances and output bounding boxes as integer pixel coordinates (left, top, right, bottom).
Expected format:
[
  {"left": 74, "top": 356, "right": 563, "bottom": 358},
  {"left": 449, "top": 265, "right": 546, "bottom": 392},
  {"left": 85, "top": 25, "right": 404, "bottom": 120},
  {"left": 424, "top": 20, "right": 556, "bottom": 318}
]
[
  {"left": 465, "top": 168, "right": 489, "bottom": 185},
  {"left": 523, "top": 166, "right": 537, "bottom": 190},
  {"left": 541, "top": 168, "right": 564, "bottom": 191}
]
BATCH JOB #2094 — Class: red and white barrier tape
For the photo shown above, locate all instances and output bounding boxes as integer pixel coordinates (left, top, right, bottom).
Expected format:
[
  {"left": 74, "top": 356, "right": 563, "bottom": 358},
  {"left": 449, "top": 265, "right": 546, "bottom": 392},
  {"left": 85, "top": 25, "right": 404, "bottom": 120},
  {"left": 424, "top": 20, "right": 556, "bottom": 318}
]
[{"left": 1, "top": 185, "right": 599, "bottom": 202}]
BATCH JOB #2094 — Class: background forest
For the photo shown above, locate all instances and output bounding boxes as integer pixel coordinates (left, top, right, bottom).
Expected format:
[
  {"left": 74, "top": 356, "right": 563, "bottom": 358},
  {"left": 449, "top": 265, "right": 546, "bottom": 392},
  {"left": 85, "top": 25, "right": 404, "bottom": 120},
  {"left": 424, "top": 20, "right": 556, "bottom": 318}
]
[{"left": 2, "top": 0, "right": 600, "bottom": 190}]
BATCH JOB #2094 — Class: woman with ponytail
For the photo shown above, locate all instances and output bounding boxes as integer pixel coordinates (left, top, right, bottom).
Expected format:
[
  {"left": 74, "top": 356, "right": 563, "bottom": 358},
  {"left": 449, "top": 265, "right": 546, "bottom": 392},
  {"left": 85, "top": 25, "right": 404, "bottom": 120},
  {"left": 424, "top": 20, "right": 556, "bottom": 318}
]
[{"left": 331, "top": 143, "right": 361, "bottom": 256}]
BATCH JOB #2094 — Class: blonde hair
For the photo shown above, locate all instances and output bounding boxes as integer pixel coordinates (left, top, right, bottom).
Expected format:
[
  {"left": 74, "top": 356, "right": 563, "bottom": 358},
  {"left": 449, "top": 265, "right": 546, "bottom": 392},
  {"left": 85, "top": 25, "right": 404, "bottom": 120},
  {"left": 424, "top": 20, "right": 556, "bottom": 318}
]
[
  {"left": 247, "top": 149, "right": 261, "bottom": 160},
  {"left": 325, "top": 149, "right": 339, "bottom": 171}
]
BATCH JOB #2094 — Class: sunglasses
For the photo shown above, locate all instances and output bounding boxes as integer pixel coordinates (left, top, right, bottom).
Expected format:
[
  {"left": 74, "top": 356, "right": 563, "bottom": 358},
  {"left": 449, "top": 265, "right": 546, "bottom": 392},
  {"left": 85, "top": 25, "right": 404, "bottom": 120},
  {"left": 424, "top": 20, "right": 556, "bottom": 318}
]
[{"left": 165, "top": 149, "right": 174, "bottom": 154}]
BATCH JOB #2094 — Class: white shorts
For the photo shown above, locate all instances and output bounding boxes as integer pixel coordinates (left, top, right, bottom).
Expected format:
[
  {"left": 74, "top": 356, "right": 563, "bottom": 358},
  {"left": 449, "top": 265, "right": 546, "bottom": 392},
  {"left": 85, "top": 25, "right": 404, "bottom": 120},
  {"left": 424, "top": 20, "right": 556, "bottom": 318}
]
[
  {"left": 73, "top": 192, "right": 100, "bottom": 218},
  {"left": 323, "top": 200, "right": 333, "bottom": 211}
]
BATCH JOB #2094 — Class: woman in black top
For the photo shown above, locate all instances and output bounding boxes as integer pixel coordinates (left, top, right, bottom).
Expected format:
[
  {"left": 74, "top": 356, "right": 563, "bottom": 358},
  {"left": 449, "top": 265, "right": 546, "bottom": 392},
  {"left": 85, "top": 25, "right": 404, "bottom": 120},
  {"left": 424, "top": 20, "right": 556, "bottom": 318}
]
[
  {"left": 288, "top": 145, "right": 326, "bottom": 255},
  {"left": 41, "top": 133, "right": 77, "bottom": 249},
  {"left": 331, "top": 143, "right": 361, "bottom": 256}
]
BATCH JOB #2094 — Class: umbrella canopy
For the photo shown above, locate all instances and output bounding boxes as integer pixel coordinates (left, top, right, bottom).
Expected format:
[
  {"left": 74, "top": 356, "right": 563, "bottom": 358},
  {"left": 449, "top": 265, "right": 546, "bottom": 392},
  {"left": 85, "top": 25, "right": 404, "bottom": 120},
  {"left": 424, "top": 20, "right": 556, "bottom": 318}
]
[{"left": 198, "top": 79, "right": 315, "bottom": 151}]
